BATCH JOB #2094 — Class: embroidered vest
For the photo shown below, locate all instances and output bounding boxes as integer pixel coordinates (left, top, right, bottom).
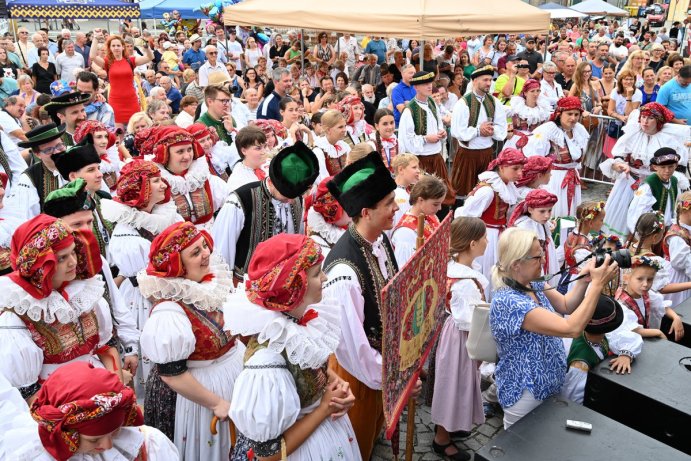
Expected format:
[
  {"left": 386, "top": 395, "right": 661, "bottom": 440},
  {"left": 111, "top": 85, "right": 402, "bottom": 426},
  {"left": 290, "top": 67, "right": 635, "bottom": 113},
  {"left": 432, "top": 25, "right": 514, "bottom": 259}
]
[
  {"left": 468, "top": 182, "right": 509, "bottom": 228},
  {"left": 61, "top": 132, "right": 75, "bottom": 148},
  {"left": 172, "top": 180, "right": 215, "bottom": 225},
  {"left": 564, "top": 231, "right": 591, "bottom": 275},
  {"left": 567, "top": 333, "right": 610, "bottom": 369},
  {"left": 407, "top": 97, "right": 439, "bottom": 136},
  {"left": 92, "top": 194, "right": 114, "bottom": 258},
  {"left": 549, "top": 141, "right": 575, "bottom": 165},
  {"left": 616, "top": 288, "right": 651, "bottom": 328},
  {"left": 323, "top": 225, "right": 398, "bottom": 352},
  {"left": 18, "top": 310, "right": 101, "bottom": 364},
  {"left": 375, "top": 135, "right": 398, "bottom": 172},
  {"left": 324, "top": 153, "right": 347, "bottom": 176},
  {"left": 393, "top": 213, "right": 440, "bottom": 240},
  {"left": 234, "top": 181, "right": 302, "bottom": 280},
  {"left": 463, "top": 92, "right": 496, "bottom": 128},
  {"left": 103, "top": 171, "right": 118, "bottom": 191},
  {"left": 644, "top": 174, "right": 678, "bottom": 215},
  {"left": 26, "top": 163, "right": 61, "bottom": 211},
  {"left": 663, "top": 224, "right": 691, "bottom": 260},
  {"left": 244, "top": 336, "right": 328, "bottom": 408}
]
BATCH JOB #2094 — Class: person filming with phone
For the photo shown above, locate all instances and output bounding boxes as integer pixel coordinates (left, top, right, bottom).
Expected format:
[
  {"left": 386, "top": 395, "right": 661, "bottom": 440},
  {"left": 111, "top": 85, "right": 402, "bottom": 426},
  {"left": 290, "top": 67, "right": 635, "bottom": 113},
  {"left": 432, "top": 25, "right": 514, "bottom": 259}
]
[{"left": 489, "top": 227, "right": 619, "bottom": 430}]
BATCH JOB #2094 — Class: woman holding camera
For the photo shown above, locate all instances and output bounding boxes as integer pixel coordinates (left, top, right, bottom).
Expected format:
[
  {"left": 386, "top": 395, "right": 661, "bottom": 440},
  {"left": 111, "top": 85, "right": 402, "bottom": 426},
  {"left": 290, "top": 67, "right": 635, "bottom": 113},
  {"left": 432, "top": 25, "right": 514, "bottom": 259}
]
[{"left": 490, "top": 227, "right": 618, "bottom": 429}]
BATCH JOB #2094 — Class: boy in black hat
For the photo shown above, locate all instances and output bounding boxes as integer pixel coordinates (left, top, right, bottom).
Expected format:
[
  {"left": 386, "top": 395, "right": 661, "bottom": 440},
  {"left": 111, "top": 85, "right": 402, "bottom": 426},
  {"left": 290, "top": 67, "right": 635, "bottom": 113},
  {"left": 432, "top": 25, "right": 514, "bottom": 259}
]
[
  {"left": 627, "top": 147, "right": 682, "bottom": 234},
  {"left": 211, "top": 141, "right": 319, "bottom": 282},
  {"left": 6, "top": 123, "right": 70, "bottom": 219},
  {"left": 43, "top": 91, "right": 90, "bottom": 147}
]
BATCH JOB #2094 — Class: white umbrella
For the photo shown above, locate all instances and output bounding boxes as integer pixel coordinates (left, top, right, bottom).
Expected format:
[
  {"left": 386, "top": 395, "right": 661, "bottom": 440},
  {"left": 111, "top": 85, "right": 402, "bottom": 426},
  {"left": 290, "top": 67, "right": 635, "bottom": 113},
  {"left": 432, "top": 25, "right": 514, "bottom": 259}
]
[{"left": 538, "top": 3, "right": 588, "bottom": 19}]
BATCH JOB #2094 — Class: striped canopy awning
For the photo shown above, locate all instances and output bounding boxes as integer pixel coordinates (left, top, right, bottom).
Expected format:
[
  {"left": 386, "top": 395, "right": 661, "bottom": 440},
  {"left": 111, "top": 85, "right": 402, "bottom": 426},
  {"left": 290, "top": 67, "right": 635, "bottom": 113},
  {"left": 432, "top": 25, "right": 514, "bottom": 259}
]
[{"left": 8, "top": 0, "right": 140, "bottom": 19}]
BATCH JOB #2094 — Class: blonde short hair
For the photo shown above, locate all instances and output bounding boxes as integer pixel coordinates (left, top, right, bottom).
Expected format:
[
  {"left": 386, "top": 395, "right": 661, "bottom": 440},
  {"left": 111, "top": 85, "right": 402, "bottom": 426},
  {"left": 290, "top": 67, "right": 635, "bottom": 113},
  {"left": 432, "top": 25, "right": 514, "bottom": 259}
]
[
  {"left": 126, "top": 112, "right": 153, "bottom": 134},
  {"left": 320, "top": 109, "right": 345, "bottom": 130},
  {"left": 391, "top": 153, "right": 419, "bottom": 175},
  {"left": 346, "top": 142, "right": 374, "bottom": 165},
  {"left": 492, "top": 227, "right": 538, "bottom": 289}
]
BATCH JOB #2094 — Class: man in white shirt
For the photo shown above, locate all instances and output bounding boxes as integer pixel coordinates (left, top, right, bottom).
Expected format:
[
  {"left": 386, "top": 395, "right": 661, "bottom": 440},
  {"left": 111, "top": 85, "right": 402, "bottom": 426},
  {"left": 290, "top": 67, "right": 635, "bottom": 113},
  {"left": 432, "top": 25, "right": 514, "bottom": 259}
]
[
  {"left": 55, "top": 40, "right": 85, "bottom": 81},
  {"left": 338, "top": 33, "right": 360, "bottom": 77},
  {"left": 27, "top": 33, "right": 56, "bottom": 67},
  {"left": 198, "top": 45, "right": 229, "bottom": 87},
  {"left": 540, "top": 61, "right": 564, "bottom": 109},
  {"left": 13, "top": 27, "right": 34, "bottom": 69},
  {"left": 0, "top": 96, "right": 28, "bottom": 145},
  {"left": 226, "top": 29, "right": 244, "bottom": 74}
]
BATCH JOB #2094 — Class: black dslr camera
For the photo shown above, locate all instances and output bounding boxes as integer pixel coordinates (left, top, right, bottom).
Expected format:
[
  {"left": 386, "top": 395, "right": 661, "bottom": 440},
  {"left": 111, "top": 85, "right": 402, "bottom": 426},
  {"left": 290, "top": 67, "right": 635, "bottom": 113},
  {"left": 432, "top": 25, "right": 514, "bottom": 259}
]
[{"left": 591, "top": 239, "right": 631, "bottom": 269}]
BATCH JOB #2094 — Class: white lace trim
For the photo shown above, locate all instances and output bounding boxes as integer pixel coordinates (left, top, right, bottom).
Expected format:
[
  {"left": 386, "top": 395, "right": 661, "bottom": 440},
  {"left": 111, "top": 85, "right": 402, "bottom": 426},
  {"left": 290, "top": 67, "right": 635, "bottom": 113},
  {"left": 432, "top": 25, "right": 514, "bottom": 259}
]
[
  {"left": 223, "top": 285, "right": 341, "bottom": 369},
  {"left": 157, "top": 156, "right": 210, "bottom": 195},
  {"left": 347, "top": 120, "right": 373, "bottom": 139},
  {"left": 509, "top": 96, "right": 552, "bottom": 126},
  {"left": 0, "top": 276, "right": 105, "bottom": 324},
  {"left": 314, "top": 136, "right": 351, "bottom": 159},
  {"left": 101, "top": 200, "right": 181, "bottom": 234},
  {"left": 136, "top": 256, "right": 232, "bottom": 312},
  {"left": 533, "top": 121, "right": 589, "bottom": 158},
  {"left": 307, "top": 207, "right": 345, "bottom": 246},
  {"left": 478, "top": 171, "right": 520, "bottom": 205}
]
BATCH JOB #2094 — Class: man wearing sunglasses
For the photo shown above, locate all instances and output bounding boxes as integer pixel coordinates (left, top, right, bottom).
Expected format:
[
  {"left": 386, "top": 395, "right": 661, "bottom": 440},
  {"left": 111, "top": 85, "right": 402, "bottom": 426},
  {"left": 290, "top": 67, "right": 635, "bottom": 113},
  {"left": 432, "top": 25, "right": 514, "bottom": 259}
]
[{"left": 199, "top": 45, "right": 229, "bottom": 87}]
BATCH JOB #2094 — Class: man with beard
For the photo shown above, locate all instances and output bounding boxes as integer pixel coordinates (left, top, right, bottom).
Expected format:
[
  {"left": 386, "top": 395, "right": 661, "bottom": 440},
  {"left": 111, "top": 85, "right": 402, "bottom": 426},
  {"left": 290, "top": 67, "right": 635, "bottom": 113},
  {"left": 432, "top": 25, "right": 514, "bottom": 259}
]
[
  {"left": 43, "top": 91, "right": 90, "bottom": 147},
  {"left": 76, "top": 71, "right": 115, "bottom": 128},
  {"left": 609, "top": 33, "right": 627, "bottom": 63}
]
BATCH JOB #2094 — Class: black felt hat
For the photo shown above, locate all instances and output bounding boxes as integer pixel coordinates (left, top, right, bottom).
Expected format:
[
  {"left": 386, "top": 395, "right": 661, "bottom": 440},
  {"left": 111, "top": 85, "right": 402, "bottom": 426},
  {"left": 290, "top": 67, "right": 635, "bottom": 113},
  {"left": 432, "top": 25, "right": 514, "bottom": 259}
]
[
  {"left": 327, "top": 151, "right": 396, "bottom": 218},
  {"left": 268, "top": 141, "right": 319, "bottom": 199},
  {"left": 17, "top": 123, "right": 66, "bottom": 149},
  {"left": 471, "top": 65, "right": 495, "bottom": 79},
  {"left": 585, "top": 295, "right": 624, "bottom": 335},
  {"left": 650, "top": 147, "right": 680, "bottom": 166},
  {"left": 410, "top": 71, "right": 435, "bottom": 85},
  {"left": 44, "top": 178, "right": 96, "bottom": 218},
  {"left": 52, "top": 143, "right": 101, "bottom": 181}
]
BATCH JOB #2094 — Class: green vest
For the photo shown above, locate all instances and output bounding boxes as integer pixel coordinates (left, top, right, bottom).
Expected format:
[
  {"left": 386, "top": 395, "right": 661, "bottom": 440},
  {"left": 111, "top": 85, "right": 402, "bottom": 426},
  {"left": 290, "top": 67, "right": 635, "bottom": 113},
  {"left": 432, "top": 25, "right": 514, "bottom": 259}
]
[
  {"left": 567, "top": 333, "right": 610, "bottom": 369},
  {"left": 463, "top": 92, "right": 496, "bottom": 128},
  {"left": 644, "top": 173, "right": 678, "bottom": 214},
  {"left": 407, "top": 97, "right": 438, "bottom": 136}
]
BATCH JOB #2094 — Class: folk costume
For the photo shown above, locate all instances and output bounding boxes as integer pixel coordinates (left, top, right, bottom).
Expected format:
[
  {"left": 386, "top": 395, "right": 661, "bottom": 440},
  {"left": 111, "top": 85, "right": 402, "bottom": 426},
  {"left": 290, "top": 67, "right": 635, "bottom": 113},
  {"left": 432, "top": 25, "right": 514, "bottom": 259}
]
[
  {"left": 303, "top": 176, "right": 348, "bottom": 258},
  {"left": 391, "top": 212, "right": 440, "bottom": 267},
  {"left": 523, "top": 97, "right": 590, "bottom": 218},
  {"left": 455, "top": 148, "right": 526, "bottom": 290},
  {"left": 0, "top": 172, "right": 22, "bottom": 276},
  {"left": 138, "top": 222, "right": 244, "bottom": 461},
  {"left": 663, "top": 214, "right": 691, "bottom": 308},
  {"left": 601, "top": 103, "right": 688, "bottom": 238},
  {"left": 514, "top": 155, "right": 553, "bottom": 202},
  {"left": 0, "top": 362, "right": 179, "bottom": 461},
  {"left": 557, "top": 201, "right": 604, "bottom": 294},
  {"left": 627, "top": 148, "right": 684, "bottom": 235},
  {"left": 368, "top": 130, "right": 398, "bottom": 173},
  {"left": 101, "top": 160, "right": 183, "bottom": 396},
  {"left": 225, "top": 235, "right": 361, "bottom": 460},
  {"left": 73, "top": 120, "right": 121, "bottom": 192},
  {"left": 322, "top": 152, "right": 399, "bottom": 460},
  {"left": 43, "top": 92, "right": 92, "bottom": 149},
  {"left": 0, "top": 215, "right": 112, "bottom": 401},
  {"left": 312, "top": 134, "right": 350, "bottom": 180},
  {"left": 187, "top": 123, "right": 239, "bottom": 182},
  {"left": 508, "top": 190, "right": 559, "bottom": 275},
  {"left": 398, "top": 71, "right": 456, "bottom": 206},
  {"left": 338, "top": 95, "right": 374, "bottom": 148},
  {"left": 152, "top": 126, "right": 229, "bottom": 231},
  {"left": 211, "top": 141, "right": 319, "bottom": 282},
  {"left": 616, "top": 256, "right": 668, "bottom": 329},
  {"left": 507, "top": 80, "right": 552, "bottom": 136},
  {"left": 450, "top": 66, "right": 508, "bottom": 199}
]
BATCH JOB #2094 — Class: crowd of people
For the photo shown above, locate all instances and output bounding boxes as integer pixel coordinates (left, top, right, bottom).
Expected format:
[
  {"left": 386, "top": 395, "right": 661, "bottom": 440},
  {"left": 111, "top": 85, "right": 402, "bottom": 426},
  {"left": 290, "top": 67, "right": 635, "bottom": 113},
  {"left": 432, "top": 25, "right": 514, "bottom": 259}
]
[{"left": 0, "top": 14, "right": 689, "bottom": 461}]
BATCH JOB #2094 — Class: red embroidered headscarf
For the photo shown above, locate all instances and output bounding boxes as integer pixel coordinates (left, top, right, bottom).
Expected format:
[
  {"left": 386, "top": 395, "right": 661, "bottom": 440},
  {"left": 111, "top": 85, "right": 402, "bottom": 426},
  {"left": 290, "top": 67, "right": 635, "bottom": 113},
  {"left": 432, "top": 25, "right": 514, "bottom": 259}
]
[
  {"left": 30, "top": 362, "right": 143, "bottom": 461},
  {"left": 246, "top": 234, "right": 323, "bottom": 313},
  {"left": 73, "top": 120, "right": 116, "bottom": 150},
  {"left": 114, "top": 159, "right": 171, "bottom": 209},
  {"left": 487, "top": 147, "right": 526, "bottom": 171},
  {"left": 508, "top": 189, "right": 559, "bottom": 227},
  {"left": 152, "top": 126, "right": 203, "bottom": 166},
  {"left": 515, "top": 156, "right": 553, "bottom": 187},
  {"left": 253, "top": 119, "right": 287, "bottom": 141},
  {"left": 8, "top": 215, "right": 102, "bottom": 300},
  {"left": 146, "top": 221, "right": 213, "bottom": 278},
  {"left": 337, "top": 95, "right": 363, "bottom": 125},
  {"left": 303, "top": 176, "right": 346, "bottom": 227},
  {"left": 550, "top": 96, "right": 583, "bottom": 122},
  {"left": 639, "top": 102, "right": 674, "bottom": 130},
  {"left": 520, "top": 78, "right": 541, "bottom": 98},
  {"left": 187, "top": 122, "right": 219, "bottom": 145},
  {"left": 134, "top": 127, "right": 157, "bottom": 157}
]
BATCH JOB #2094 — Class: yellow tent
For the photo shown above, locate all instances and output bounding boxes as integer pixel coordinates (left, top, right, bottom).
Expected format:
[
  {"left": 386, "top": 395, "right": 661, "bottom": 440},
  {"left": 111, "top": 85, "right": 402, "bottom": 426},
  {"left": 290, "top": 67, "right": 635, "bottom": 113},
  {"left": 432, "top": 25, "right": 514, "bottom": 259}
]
[{"left": 223, "top": 0, "right": 550, "bottom": 38}]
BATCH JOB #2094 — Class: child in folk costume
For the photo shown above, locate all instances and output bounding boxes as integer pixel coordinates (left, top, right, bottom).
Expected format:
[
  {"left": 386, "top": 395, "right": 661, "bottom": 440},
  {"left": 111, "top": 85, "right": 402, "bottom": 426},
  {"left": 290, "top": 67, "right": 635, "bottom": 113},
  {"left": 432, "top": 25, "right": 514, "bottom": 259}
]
[
  {"left": 226, "top": 126, "right": 271, "bottom": 193},
  {"left": 508, "top": 79, "right": 552, "bottom": 136},
  {"left": 508, "top": 189, "right": 560, "bottom": 276},
  {"left": 391, "top": 175, "right": 446, "bottom": 267},
  {"left": 663, "top": 192, "right": 691, "bottom": 308},
  {"left": 338, "top": 94, "right": 374, "bottom": 147},
  {"left": 591, "top": 234, "right": 625, "bottom": 297},
  {"left": 138, "top": 222, "right": 244, "bottom": 460},
  {"left": 226, "top": 234, "right": 361, "bottom": 460},
  {"left": 73, "top": 120, "right": 121, "bottom": 192},
  {"left": 431, "top": 217, "right": 487, "bottom": 461},
  {"left": 627, "top": 148, "right": 684, "bottom": 235},
  {"left": 455, "top": 148, "right": 526, "bottom": 286},
  {"left": 391, "top": 154, "right": 421, "bottom": 231},
  {"left": 600, "top": 103, "right": 688, "bottom": 239},
  {"left": 188, "top": 122, "right": 238, "bottom": 182},
  {"left": 303, "top": 176, "right": 351, "bottom": 257},
  {"left": 312, "top": 110, "right": 350, "bottom": 179},
  {"left": 100, "top": 160, "right": 183, "bottom": 398},
  {"left": 513, "top": 151, "right": 553, "bottom": 201},
  {"left": 369, "top": 108, "right": 398, "bottom": 173},
  {"left": 523, "top": 96, "right": 590, "bottom": 218},
  {"left": 0, "top": 362, "right": 179, "bottom": 461}
]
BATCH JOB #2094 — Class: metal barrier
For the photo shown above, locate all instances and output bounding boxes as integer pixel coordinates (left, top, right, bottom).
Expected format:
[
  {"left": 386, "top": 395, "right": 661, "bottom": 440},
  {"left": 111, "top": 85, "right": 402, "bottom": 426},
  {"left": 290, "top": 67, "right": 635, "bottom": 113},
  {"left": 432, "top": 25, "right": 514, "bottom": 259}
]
[{"left": 578, "top": 113, "right": 617, "bottom": 186}]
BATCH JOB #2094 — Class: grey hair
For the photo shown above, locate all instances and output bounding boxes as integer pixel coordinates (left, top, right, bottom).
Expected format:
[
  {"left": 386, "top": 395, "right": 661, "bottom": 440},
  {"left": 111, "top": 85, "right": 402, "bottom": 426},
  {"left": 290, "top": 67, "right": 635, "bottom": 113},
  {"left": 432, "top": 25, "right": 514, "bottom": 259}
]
[
  {"left": 402, "top": 63, "right": 415, "bottom": 72},
  {"left": 149, "top": 87, "right": 166, "bottom": 99},
  {"left": 543, "top": 61, "right": 558, "bottom": 72},
  {"left": 272, "top": 67, "right": 289, "bottom": 82}
]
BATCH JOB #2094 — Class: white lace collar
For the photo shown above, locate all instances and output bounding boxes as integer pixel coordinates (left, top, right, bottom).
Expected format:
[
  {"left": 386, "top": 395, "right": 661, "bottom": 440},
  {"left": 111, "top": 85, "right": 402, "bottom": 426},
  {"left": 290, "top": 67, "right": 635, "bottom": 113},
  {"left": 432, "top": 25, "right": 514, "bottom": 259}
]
[
  {"left": 533, "top": 121, "right": 589, "bottom": 156},
  {"left": 136, "top": 256, "right": 233, "bottom": 312},
  {"left": 157, "top": 156, "right": 210, "bottom": 195},
  {"left": 478, "top": 171, "right": 520, "bottom": 205},
  {"left": 447, "top": 261, "right": 488, "bottom": 289},
  {"left": 307, "top": 208, "right": 345, "bottom": 246},
  {"left": 101, "top": 200, "right": 182, "bottom": 235},
  {"left": 223, "top": 285, "right": 341, "bottom": 369},
  {"left": 0, "top": 276, "right": 105, "bottom": 324},
  {"left": 314, "top": 135, "right": 350, "bottom": 158},
  {"left": 509, "top": 96, "right": 552, "bottom": 126}
]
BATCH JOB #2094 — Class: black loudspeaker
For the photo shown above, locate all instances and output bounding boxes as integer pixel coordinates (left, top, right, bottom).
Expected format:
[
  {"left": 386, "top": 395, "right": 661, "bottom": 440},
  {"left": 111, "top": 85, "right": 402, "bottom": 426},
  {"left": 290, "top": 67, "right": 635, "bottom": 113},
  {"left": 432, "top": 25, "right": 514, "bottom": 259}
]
[
  {"left": 584, "top": 338, "right": 691, "bottom": 455},
  {"left": 660, "top": 297, "right": 691, "bottom": 348},
  {"left": 475, "top": 397, "right": 688, "bottom": 461}
]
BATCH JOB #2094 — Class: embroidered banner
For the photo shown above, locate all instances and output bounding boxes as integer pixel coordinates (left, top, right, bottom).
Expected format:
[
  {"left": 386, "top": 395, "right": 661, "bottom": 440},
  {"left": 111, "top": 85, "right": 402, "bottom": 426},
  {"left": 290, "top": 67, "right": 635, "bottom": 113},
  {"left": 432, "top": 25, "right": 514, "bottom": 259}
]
[{"left": 381, "top": 213, "right": 451, "bottom": 439}]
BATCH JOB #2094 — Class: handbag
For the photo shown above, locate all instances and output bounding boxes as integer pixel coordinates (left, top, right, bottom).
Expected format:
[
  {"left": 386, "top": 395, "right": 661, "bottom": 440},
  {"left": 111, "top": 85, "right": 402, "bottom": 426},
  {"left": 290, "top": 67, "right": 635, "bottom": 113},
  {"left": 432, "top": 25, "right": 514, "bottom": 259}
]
[
  {"left": 466, "top": 302, "right": 498, "bottom": 363},
  {"left": 607, "top": 119, "right": 623, "bottom": 139}
]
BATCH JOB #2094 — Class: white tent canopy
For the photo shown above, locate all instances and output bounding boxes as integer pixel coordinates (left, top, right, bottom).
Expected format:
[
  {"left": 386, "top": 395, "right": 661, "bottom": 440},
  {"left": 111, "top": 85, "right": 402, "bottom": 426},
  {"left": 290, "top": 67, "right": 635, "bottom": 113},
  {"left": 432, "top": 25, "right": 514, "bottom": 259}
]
[
  {"left": 223, "top": 0, "right": 551, "bottom": 39},
  {"left": 570, "top": 0, "right": 629, "bottom": 17},
  {"left": 538, "top": 2, "right": 587, "bottom": 19}
]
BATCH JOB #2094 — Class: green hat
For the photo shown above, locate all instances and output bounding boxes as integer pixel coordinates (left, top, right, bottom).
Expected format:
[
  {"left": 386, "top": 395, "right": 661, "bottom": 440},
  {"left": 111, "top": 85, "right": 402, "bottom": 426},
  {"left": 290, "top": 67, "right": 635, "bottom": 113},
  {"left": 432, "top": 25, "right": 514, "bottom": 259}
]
[
  {"left": 44, "top": 178, "right": 96, "bottom": 218},
  {"left": 17, "top": 123, "right": 66, "bottom": 149},
  {"left": 268, "top": 141, "right": 319, "bottom": 199},
  {"left": 327, "top": 151, "right": 396, "bottom": 217}
]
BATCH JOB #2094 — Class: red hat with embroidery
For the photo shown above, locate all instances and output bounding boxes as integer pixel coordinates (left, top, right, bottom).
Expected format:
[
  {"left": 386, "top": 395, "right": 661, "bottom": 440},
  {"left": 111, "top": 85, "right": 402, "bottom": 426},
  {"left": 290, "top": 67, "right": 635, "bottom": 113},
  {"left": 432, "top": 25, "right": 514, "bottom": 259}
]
[
  {"left": 152, "top": 126, "right": 203, "bottom": 166},
  {"left": 303, "top": 176, "right": 346, "bottom": 226},
  {"left": 252, "top": 119, "right": 287, "bottom": 140},
  {"left": 134, "top": 127, "right": 157, "bottom": 157},
  {"left": 515, "top": 156, "right": 553, "bottom": 187},
  {"left": 519, "top": 78, "right": 541, "bottom": 98},
  {"left": 73, "top": 120, "right": 116, "bottom": 149},
  {"left": 639, "top": 102, "right": 674, "bottom": 130},
  {"left": 487, "top": 147, "right": 526, "bottom": 171},
  {"left": 508, "top": 189, "right": 558, "bottom": 227},
  {"left": 30, "top": 362, "right": 143, "bottom": 461},
  {"left": 8, "top": 214, "right": 102, "bottom": 302},
  {"left": 146, "top": 221, "right": 213, "bottom": 278},
  {"left": 245, "top": 234, "right": 323, "bottom": 313},
  {"left": 0, "top": 172, "right": 8, "bottom": 189},
  {"left": 187, "top": 122, "right": 219, "bottom": 144},
  {"left": 114, "top": 159, "right": 171, "bottom": 209},
  {"left": 550, "top": 96, "right": 583, "bottom": 122},
  {"left": 337, "top": 95, "right": 363, "bottom": 125}
]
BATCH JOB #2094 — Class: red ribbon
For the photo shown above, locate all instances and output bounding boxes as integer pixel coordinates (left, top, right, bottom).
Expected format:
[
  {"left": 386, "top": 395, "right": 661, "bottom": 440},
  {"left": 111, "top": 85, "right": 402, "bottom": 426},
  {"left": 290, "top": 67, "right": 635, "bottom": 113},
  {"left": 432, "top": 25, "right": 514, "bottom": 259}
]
[
  {"left": 631, "top": 179, "right": 641, "bottom": 191},
  {"left": 334, "top": 144, "right": 342, "bottom": 152},
  {"left": 201, "top": 273, "right": 215, "bottom": 283},
  {"left": 559, "top": 168, "right": 581, "bottom": 215},
  {"left": 94, "top": 344, "right": 120, "bottom": 371},
  {"left": 382, "top": 137, "right": 396, "bottom": 143},
  {"left": 99, "top": 154, "right": 111, "bottom": 164},
  {"left": 298, "top": 308, "right": 319, "bottom": 326},
  {"left": 254, "top": 168, "right": 267, "bottom": 180}
]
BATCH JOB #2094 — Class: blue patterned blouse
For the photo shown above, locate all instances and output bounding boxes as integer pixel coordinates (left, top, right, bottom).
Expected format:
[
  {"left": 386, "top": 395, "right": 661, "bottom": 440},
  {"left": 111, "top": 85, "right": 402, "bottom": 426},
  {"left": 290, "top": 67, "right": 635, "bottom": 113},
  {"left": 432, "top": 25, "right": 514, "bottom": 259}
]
[{"left": 490, "top": 282, "right": 567, "bottom": 408}]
